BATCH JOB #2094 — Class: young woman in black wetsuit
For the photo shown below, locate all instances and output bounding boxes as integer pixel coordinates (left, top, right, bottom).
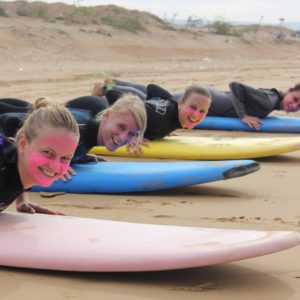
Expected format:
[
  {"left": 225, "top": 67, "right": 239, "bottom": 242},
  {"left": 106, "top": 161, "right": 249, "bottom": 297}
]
[
  {"left": 0, "top": 98, "right": 79, "bottom": 214},
  {"left": 93, "top": 79, "right": 300, "bottom": 131}
]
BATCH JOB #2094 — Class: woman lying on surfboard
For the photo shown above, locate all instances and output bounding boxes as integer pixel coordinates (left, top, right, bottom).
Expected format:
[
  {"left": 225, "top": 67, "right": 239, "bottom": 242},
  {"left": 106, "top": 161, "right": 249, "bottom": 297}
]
[
  {"left": 0, "top": 98, "right": 79, "bottom": 214},
  {"left": 93, "top": 79, "right": 300, "bottom": 131},
  {"left": 0, "top": 94, "right": 147, "bottom": 179},
  {"left": 93, "top": 81, "right": 211, "bottom": 140}
]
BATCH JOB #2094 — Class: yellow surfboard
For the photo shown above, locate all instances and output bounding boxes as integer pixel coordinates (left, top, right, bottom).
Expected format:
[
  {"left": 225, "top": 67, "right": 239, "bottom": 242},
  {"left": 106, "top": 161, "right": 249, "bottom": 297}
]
[{"left": 90, "top": 136, "right": 300, "bottom": 160}]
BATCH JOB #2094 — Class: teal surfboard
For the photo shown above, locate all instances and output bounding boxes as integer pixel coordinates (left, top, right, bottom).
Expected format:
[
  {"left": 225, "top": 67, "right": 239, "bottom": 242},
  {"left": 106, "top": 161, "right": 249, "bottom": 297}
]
[
  {"left": 32, "top": 160, "right": 259, "bottom": 194},
  {"left": 195, "top": 116, "right": 300, "bottom": 133}
]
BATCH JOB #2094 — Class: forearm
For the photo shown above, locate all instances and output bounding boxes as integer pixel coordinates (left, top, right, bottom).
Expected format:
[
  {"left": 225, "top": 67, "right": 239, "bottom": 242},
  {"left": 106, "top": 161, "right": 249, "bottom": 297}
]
[
  {"left": 113, "top": 80, "right": 147, "bottom": 93},
  {"left": 229, "top": 82, "right": 273, "bottom": 119},
  {"left": 15, "top": 192, "right": 29, "bottom": 208},
  {"left": 229, "top": 82, "right": 248, "bottom": 119},
  {"left": 114, "top": 86, "right": 146, "bottom": 100},
  {"left": 146, "top": 84, "right": 173, "bottom": 100}
]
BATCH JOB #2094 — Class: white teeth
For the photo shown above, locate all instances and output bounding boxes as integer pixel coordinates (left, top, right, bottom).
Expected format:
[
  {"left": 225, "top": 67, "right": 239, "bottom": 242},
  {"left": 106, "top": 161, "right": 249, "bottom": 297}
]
[
  {"left": 40, "top": 168, "right": 56, "bottom": 177},
  {"left": 188, "top": 117, "right": 198, "bottom": 123},
  {"left": 112, "top": 136, "right": 121, "bottom": 145}
]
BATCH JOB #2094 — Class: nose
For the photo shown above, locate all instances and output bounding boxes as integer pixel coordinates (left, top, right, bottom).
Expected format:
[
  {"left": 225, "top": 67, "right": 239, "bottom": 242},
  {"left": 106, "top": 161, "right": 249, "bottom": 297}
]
[
  {"left": 49, "top": 158, "right": 61, "bottom": 172},
  {"left": 193, "top": 111, "right": 201, "bottom": 119}
]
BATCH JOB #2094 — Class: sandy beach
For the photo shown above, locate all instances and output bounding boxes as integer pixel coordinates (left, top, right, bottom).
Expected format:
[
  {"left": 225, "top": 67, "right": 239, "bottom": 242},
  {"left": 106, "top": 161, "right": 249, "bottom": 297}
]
[{"left": 1, "top": 3, "right": 300, "bottom": 299}]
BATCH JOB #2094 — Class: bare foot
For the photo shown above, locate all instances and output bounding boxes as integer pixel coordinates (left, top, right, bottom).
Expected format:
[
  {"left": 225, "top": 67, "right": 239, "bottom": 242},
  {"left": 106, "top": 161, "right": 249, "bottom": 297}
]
[
  {"left": 104, "top": 78, "right": 111, "bottom": 85},
  {"left": 92, "top": 82, "right": 105, "bottom": 96}
]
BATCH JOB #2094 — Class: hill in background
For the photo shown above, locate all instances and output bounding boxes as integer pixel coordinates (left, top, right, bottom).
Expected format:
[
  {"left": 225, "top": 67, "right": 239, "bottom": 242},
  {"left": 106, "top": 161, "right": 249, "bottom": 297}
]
[
  {"left": 0, "top": 1, "right": 300, "bottom": 101},
  {"left": 0, "top": 1, "right": 299, "bottom": 63}
]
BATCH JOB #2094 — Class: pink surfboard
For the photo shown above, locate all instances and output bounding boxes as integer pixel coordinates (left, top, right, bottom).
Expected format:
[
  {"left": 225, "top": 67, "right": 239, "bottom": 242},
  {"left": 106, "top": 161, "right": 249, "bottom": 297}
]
[{"left": 0, "top": 212, "right": 299, "bottom": 272}]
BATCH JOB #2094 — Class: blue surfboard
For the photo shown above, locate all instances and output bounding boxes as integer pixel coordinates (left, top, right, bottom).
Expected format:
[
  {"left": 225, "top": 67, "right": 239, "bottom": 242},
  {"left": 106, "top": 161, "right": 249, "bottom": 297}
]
[
  {"left": 32, "top": 160, "right": 259, "bottom": 194},
  {"left": 195, "top": 116, "right": 300, "bottom": 133}
]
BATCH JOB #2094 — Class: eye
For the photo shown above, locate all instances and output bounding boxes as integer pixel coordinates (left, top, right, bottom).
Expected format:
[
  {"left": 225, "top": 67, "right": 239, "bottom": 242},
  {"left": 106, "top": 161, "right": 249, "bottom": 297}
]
[
  {"left": 189, "top": 105, "right": 197, "bottom": 110},
  {"left": 118, "top": 124, "right": 126, "bottom": 131},
  {"left": 61, "top": 156, "right": 72, "bottom": 163},
  {"left": 42, "top": 150, "right": 53, "bottom": 158},
  {"left": 128, "top": 132, "right": 138, "bottom": 139}
]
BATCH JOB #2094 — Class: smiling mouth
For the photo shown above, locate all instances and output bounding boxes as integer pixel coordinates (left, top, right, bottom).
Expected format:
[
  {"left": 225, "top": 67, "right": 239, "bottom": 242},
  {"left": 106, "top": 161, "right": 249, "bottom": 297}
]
[
  {"left": 39, "top": 167, "right": 57, "bottom": 178},
  {"left": 187, "top": 116, "right": 200, "bottom": 124},
  {"left": 112, "top": 136, "right": 122, "bottom": 146}
]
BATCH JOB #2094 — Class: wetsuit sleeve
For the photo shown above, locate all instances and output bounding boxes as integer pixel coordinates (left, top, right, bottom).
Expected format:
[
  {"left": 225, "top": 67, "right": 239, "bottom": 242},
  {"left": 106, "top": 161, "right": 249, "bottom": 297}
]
[
  {"left": 144, "top": 100, "right": 180, "bottom": 140},
  {"left": 146, "top": 84, "right": 174, "bottom": 100},
  {"left": 0, "top": 98, "right": 31, "bottom": 113},
  {"left": 65, "top": 96, "right": 108, "bottom": 115},
  {"left": 0, "top": 113, "right": 25, "bottom": 137},
  {"left": 144, "top": 104, "right": 166, "bottom": 140},
  {"left": 113, "top": 80, "right": 147, "bottom": 94},
  {"left": 229, "top": 82, "right": 273, "bottom": 119}
]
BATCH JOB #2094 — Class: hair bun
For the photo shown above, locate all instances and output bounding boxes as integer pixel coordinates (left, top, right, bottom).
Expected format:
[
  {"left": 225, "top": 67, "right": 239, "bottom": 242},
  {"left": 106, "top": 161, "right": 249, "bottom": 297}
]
[{"left": 32, "top": 97, "right": 52, "bottom": 110}]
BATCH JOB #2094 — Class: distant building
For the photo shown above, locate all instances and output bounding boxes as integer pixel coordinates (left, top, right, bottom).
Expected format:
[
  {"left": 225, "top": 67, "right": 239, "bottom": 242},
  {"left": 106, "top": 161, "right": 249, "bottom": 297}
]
[{"left": 292, "top": 31, "right": 300, "bottom": 38}]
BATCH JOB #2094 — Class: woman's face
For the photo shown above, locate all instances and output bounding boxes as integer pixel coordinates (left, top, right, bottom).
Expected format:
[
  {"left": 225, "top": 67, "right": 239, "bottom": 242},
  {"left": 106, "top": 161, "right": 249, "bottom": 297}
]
[
  {"left": 281, "top": 89, "right": 300, "bottom": 113},
  {"left": 178, "top": 93, "right": 211, "bottom": 129},
  {"left": 97, "top": 112, "right": 140, "bottom": 151},
  {"left": 18, "top": 127, "right": 78, "bottom": 187}
]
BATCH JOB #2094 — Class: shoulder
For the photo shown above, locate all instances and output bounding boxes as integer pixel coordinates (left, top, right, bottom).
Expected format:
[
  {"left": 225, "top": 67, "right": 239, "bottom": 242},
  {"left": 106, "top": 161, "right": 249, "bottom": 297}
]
[
  {"left": 0, "top": 132, "right": 17, "bottom": 167},
  {"left": 68, "top": 108, "right": 94, "bottom": 123}
]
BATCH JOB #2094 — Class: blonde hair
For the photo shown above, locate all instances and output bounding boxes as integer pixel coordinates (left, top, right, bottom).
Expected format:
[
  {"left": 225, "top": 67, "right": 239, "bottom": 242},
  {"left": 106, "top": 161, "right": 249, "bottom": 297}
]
[
  {"left": 16, "top": 97, "right": 79, "bottom": 142},
  {"left": 97, "top": 93, "right": 147, "bottom": 146}
]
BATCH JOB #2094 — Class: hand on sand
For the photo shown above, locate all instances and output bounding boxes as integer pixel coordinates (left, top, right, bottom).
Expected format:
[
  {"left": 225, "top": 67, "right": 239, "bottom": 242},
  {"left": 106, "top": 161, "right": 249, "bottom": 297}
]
[{"left": 16, "top": 193, "right": 64, "bottom": 215}]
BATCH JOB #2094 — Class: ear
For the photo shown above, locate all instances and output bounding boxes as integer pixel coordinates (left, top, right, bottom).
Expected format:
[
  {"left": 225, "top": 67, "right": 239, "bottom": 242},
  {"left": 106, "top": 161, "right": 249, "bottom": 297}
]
[
  {"left": 17, "top": 133, "right": 27, "bottom": 154},
  {"left": 178, "top": 97, "right": 183, "bottom": 109},
  {"left": 102, "top": 110, "right": 110, "bottom": 119}
]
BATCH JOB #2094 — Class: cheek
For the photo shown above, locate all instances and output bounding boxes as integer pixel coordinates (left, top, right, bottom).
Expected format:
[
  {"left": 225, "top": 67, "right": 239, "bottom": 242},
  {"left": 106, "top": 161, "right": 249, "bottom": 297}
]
[
  {"left": 28, "top": 151, "right": 50, "bottom": 167},
  {"left": 198, "top": 111, "right": 207, "bottom": 120},
  {"left": 284, "top": 96, "right": 293, "bottom": 105},
  {"left": 182, "top": 107, "right": 194, "bottom": 116},
  {"left": 183, "top": 107, "right": 206, "bottom": 119},
  {"left": 105, "top": 123, "right": 118, "bottom": 137}
]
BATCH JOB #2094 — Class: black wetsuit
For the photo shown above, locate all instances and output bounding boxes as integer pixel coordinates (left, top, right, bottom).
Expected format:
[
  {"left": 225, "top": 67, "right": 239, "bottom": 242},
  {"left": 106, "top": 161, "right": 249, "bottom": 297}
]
[
  {"left": 105, "top": 79, "right": 147, "bottom": 100},
  {"left": 0, "top": 130, "right": 24, "bottom": 212},
  {"left": 0, "top": 98, "right": 31, "bottom": 113},
  {"left": 0, "top": 96, "right": 108, "bottom": 116},
  {"left": 227, "top": 82, "right": 283, "bottom": 118},
  {"left": 106, "top": 84, "right": 181, "bottom": 140},
  {"left": 107, "top": 80, "right": 284, "bottom": 119},
  {"left": 65, "top": 96, "right": 108, "bottom": 114}
]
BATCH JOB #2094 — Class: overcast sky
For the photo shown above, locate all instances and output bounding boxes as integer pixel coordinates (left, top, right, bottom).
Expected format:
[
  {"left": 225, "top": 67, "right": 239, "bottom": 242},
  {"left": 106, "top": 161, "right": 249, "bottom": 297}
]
[{"left": 10, "top": 0, "right": 300, "bottom": 23}]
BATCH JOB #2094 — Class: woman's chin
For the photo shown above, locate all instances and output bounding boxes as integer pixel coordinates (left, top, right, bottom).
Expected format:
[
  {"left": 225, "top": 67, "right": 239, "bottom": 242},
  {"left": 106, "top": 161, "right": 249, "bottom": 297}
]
[
  {"left": 106, "top": 144, "right": 118, "bottom": 152},
  {"left": 36, "top": 177, "right": 58, "bottom": 187},
  {"left": 185, "top": 123, "right": 196, "bottom": 129}
]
